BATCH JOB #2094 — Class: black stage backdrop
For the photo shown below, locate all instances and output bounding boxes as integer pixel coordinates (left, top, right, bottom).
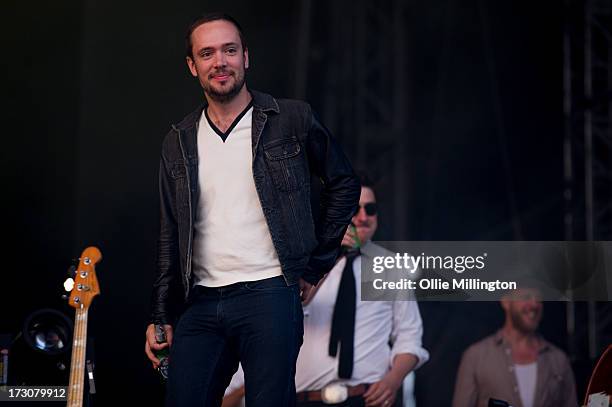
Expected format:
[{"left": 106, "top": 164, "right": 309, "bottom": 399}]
[{"left": 1, "top": 0, "right": 598, "bottom": 405}]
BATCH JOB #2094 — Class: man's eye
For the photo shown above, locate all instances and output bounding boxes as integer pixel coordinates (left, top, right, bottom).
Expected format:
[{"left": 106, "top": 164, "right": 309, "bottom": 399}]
[
  {"left": 200, "top": 51, "right": 213, "bottom": 58},
  {"left": 226, "top": 48, "right": 237, "bottom": 55}
]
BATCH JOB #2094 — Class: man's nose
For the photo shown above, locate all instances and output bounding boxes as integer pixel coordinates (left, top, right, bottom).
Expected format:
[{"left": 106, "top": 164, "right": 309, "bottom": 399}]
[
  {"left": 356, "top": 206, "right": 368, "bottom": 222},
  {"left": 525, "top": 298, "right": 541, "bottom": 309},
  {"left": 213, "top": 51, "right": 227, "bottom": 67}
]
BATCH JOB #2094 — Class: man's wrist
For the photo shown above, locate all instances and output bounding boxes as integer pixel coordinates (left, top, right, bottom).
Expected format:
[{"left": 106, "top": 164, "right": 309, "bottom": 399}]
[
  {"left": 385, "top": 353, "right": 418, "bottom": 389},
  {"left": 383, "top": 370, "right": 404, "bottom": 390},
  {"left": 301, "top": 268, "right": 322, "bottom": 286}
]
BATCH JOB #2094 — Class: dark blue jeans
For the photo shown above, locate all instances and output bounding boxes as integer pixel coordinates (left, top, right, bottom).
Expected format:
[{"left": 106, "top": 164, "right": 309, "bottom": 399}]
[{"left": 166, "top": 276, "right": 303, "bottom": 407}]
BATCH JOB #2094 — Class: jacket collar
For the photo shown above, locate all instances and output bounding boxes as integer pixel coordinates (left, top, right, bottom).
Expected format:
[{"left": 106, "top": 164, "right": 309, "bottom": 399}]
[
  {"left": 173, "top": 88, "right": 278, "bottom": 132},
  {"left": 250, "top": 89, "right": 280, "bottom": 113},
  {"left": 493, "top": 329, "right": 551, "bottom": 354}
]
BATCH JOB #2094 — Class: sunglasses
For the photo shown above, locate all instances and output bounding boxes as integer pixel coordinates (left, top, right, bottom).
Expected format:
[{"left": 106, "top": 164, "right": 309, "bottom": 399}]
[{"left": 359, "top": 202, "right": 378, "bottom": 216}]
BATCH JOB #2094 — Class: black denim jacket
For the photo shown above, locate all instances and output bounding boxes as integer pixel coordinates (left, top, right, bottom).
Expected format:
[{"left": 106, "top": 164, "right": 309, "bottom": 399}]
[{"left": 150, "top": 90, "right": 360, "bottom": 324}]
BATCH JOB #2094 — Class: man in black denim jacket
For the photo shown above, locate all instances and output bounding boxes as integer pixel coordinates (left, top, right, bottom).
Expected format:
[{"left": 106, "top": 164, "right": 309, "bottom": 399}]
[{"left": 144, "top": 12, "right": 360, "bottom": 407}]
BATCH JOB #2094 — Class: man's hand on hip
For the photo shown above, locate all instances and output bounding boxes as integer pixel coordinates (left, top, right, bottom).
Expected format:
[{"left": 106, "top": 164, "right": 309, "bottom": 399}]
[
  {"left": 363, "top": 373, "right": 402, "bottom": 407},
  {"left": 299, "top": 278, "right": 314, "bottom": 303},
  {"left": 364, "top": 353, "right": 417, "bottom": 407}
]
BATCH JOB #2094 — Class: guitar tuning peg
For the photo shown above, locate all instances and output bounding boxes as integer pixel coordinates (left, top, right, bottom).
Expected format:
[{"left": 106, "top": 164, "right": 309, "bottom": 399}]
[
  {"left": 61, "top": 294, "right": 69, "bottom": 300},
  {"left": 67, "top": 265, "right": 77, "bottom": 277}
]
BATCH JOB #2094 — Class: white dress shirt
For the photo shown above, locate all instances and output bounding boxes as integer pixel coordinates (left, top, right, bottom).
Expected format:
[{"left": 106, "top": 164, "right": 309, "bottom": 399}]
[{"left": 295, "top": 241, "right": 429, "bottom": 391}]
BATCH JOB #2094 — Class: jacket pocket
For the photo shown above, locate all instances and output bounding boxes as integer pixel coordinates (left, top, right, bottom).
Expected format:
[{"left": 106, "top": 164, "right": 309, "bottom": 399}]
[
  {"left": 264, "top": 137, "right": 305, "bottom": 192},
  {"left": 169, "top": 159, "right": 187, "bottom": 179}
]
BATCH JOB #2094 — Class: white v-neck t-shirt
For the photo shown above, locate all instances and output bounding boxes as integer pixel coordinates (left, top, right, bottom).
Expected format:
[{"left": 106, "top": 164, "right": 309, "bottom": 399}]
[{"left": 191, "top": 106, "right": 282, "bottom": 287}]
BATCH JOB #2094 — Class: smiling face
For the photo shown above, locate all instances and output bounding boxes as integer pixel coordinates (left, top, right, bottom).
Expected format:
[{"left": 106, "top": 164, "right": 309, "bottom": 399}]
[
  {"left": 186, "top": 20, "right": 249, "bottom": 103},
  {"left": 502, "top": 288, "right": 543, "bottom": 334},
  {"left": 352, "top": 186, "right": 378, "bottom": 244}
]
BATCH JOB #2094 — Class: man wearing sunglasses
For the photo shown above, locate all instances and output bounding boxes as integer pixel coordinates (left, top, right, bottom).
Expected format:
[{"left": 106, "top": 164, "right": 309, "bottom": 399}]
[{"left": 294, "top": 174, "right": 429, "bottom": 407}]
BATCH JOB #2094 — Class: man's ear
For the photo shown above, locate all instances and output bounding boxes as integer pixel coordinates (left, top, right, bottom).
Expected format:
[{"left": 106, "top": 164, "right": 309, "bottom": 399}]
[
  {"left": 244, "top": 48, "right": 249, "bottom": 69},
  {"left": 186, "top": 57, "right": 198, "bottom": 77},
  {"left": 500, "top": 297, "right": 510, "bottom": 313}
]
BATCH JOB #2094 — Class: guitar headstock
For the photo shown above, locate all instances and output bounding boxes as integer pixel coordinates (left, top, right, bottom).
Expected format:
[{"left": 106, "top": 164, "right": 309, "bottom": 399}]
[{"left": 67, "top": 246, "right": 101, "bottom": 310}]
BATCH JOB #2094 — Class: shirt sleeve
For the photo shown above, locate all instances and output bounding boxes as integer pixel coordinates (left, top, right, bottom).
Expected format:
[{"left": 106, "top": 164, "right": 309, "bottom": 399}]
[
  {"left": 389, "top": 299, "right": 430, "bottom": 370},
  {"left": 559, "top": 353, "right": 578, "bottom": 407},
  {"left": 302, "top": 109, "right": 360, "bottom": 285},
  {"left": 452, "top": 346, "right": 479, "bottom": 407},
  {"left": 224, "top": 364, "right": 245, "bottom": 396}
]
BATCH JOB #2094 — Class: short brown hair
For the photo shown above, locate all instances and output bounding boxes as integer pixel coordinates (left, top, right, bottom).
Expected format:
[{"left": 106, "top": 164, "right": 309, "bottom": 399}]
[{"left": 185, "top": 12, "right": 247, "bottom": 59}]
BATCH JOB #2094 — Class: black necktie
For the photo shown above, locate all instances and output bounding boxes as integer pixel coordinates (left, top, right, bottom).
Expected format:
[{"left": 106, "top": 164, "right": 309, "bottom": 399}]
[{"left": 328, "top": 249, "right": 359, "bottom": 379}]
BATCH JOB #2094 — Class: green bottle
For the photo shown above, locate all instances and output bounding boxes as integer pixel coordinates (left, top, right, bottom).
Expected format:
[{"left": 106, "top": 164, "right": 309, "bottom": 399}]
[
  {"left": 155, "top": 324, "right": 169, "bottom": 380},
  {"left": 350, "top": 224, "right": 362, "bottom": 249}
]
